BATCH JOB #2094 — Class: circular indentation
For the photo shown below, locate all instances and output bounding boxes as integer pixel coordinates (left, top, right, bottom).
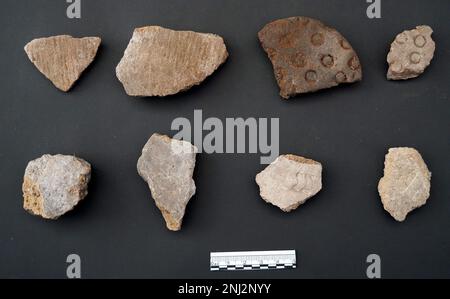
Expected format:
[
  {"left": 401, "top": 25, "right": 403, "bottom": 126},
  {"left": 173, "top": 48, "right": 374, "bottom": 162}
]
[
  {"left": 414, "top": 35, "right": 426, "bottom": 48},
  {"left": 340, "top": 39, "right": 351, "bottom": 50},
  {"left": 311, "top": 33, "right": 324, "bottom": 46},
  {"left": 410, "top": 52, "right": 421, "bottom": 64},
  {"left": 292, "top": 52, "right": 307, "bottom": 68},
  {"left": 305, "top": 70, "right": 318, "bottom": 82},
  {"left": 395, "top": 33, "right": 408, "bottom": 44},
  {"left": 321, "top": 55, "right": 334, "bottom": 68},
  {"left": 348, "top": 56, "right": 360, "bottom": 70},
  {"left": 335, "top": 71, "right": 347, "bottom": 83}
]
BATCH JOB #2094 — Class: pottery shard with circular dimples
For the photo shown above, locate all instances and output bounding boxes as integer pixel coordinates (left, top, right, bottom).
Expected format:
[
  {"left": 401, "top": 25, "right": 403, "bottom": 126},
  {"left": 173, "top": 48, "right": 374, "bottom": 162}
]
[
  {"left": 258, "top": 16, "right": 362, "bottom": 99},
  {"left": 387, "top": 25, "right": 435, "bottom": 80}
]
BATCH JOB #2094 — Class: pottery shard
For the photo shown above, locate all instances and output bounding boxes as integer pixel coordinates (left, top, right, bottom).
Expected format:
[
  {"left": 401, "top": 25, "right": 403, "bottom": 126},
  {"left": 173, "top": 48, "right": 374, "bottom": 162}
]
[
  {"left": 137, "top": 133, "right": 198, "bottom": 231},
  {"left": 22, "top": 154, "right": 91, "bottom": 219},
  {"left": 258, "top": 17, "right": 362, "bottom": 99},
  {"left": 116, "top": 26, "right": 228, "bottom": 97},
  {"left": 24, "top": 35, "right": 101, "bottom": 91},
  {"left": 387, "top": 26, "right": 435, "bottom": 80},
  {"left": 378, "top": 148, "right": 431, "bottom": 222},
  {"left": 255, "top": 154, "right": 322, "bottom": 212}
]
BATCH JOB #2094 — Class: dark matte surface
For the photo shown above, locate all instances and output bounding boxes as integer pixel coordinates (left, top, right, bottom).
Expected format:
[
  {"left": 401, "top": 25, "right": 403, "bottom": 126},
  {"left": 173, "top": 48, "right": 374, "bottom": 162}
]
[{"left": 0, "top": 0, "right": 449, "bottom": 279}]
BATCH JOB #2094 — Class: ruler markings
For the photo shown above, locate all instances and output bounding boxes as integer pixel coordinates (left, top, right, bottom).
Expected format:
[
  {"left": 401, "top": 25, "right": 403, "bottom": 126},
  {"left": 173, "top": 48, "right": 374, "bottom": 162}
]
[{"left": 210, "top": 250, "right": 296, "bottom": 271}]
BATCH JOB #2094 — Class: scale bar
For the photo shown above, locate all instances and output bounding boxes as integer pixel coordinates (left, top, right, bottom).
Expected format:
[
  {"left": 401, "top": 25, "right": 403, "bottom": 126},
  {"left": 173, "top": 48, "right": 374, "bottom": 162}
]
[{"left": 210, "top": 250, "right": 296, "bottom": 271}]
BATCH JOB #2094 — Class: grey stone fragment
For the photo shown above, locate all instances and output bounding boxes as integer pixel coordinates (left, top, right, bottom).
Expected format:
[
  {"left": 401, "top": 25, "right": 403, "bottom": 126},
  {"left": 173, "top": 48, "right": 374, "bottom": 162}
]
[
  {"left": 23, "top": 154, "right": 91, "bottom": 219},
  {"left": 378, "top": 148, "right": 431, "bottom": 221},
  {"left": 24, "top": 35, "right": 101, "bottom": 91},
  {"left": 256, "top": 154, "right": 322, "bottom": 212},
  {"left": 387, "top": 25, "right": 435, "bottom": 80},
  {"left": 258, "top": 16, "right": 362, "bottom": 99},
  {"left": 116, "top": 26, "right": 228, "bottom": 97},
  {"left": 137, "top": 133, "right": 198, "bottom": 231}
]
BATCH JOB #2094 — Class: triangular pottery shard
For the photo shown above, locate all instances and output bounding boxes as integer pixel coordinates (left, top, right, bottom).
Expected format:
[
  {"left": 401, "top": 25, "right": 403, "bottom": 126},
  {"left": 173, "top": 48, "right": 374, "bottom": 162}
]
[
  {"left": 258, "top": 17, "right": 362, "bottom": 99},
  {"left": 116, "top": 26, "right": 228, "bottom": 97},
  {"left": 24, "top": 35, "right": 101, "bottom": 92}
]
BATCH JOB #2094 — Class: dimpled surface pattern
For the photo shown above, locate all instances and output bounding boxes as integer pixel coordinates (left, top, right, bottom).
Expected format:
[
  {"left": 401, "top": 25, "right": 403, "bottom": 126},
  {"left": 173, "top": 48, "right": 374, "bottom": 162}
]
[
  {"left": 387, "top": 25, "right": 435, "bottom": 80},
  {"left": 258, "top": 16, "right": 362, "bottom": 99}
]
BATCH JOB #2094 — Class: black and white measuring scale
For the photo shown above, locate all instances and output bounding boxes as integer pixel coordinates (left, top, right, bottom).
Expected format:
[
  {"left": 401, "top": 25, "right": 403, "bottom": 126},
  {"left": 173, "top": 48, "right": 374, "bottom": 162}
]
[{"left": 210, "top": 250, "right": 296, "bottom": 271}]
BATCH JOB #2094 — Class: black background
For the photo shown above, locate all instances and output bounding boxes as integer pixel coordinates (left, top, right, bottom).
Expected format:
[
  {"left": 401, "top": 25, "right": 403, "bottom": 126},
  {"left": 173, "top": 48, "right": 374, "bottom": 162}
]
[{"left": 0, "top": 0, "right": 449, "bottom": 279}]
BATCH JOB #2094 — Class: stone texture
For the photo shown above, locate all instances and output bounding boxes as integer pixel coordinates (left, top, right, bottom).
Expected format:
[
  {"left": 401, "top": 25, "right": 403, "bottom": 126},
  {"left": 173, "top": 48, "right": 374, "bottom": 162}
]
[
  {"left": 22, "top": 154, "right": 91, "bottom": 219},
  {"left": 258, "top": 16, "right": 362, "bottom": 99},
  {"left": 256, "top": 154, "right": 322, "bottom": 212},
  {"left": 137, "top": 133, "right": 198, "bottom": 231},
  {"left": 24, "top": 35, "right": 101, "bottom": 91},
  {"left": 387, "top": 25, "right": 435, "bottom": 80},
  {"left": 378, "top": 148, "right": 431, "bottom": 222},
  {"left": 116, "top": 26, "right": 228, "bottom": 97}
]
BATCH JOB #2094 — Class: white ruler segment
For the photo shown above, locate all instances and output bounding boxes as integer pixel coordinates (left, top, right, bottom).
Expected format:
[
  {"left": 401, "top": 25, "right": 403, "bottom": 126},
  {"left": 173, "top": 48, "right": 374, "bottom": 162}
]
[{"left": 210, "top": 250, "right": 296, "bottom": 271}]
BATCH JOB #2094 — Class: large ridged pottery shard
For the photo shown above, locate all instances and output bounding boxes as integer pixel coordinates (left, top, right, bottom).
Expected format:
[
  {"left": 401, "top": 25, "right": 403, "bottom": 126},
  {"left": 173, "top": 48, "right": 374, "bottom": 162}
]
[
  {"left": 24, "top": 35, "right": 101, "bottom": 91},
  {"left": 256, "top": 154, "right": 322, "bottom": 212},
  {"left": 258, "top": 16, "right": 362, "bottom": 99},
  {"left": 137, "top": 133, "right": 198, "bottom": 231},
  {"left": 22, "top": 154, "right": 91, "bottom": 219},
  {"left": 378, "top": 148, "right": 432, "bottom": 222},
  {"left": 387, "top": 25, "right": 435, "bottom": 80},
  {"left": 116, "top": 26, "right": 228, "bottom": 97}
]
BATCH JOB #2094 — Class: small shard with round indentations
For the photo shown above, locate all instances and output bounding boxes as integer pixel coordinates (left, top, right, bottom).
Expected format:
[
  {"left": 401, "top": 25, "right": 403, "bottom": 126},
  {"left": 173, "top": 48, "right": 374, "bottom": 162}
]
[
  {"left": 258, "top": 16, "right": 362, "bottom": 99},
  {"left": 387, "top": 25, "right": 435, "bottom": 80},
  {"left": 255, "top": 154, "right": 322, "bottom": 212},
  {"left": 22, "top": 154, "right": 91, "bottom": 219}
]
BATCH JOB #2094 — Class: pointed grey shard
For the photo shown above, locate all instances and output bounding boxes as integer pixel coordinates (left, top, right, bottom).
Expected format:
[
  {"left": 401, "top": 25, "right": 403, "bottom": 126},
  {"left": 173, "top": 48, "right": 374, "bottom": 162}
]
[{"left": 137, "top": 133, "right": 198, "bottom": 231}]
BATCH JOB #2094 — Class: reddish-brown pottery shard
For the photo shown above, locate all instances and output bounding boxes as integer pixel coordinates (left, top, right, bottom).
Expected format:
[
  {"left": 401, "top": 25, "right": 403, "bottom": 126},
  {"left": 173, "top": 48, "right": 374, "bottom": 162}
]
[{"left": 258, "top": 17, "right": 362, "bottom": 99}]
